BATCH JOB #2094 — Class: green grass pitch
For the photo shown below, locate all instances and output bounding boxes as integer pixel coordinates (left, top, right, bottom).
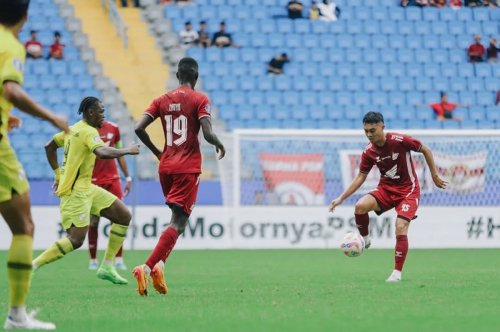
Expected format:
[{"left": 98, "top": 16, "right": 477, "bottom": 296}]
[{"left": 0, "top": 249, "right": 499, "bottom": 331}]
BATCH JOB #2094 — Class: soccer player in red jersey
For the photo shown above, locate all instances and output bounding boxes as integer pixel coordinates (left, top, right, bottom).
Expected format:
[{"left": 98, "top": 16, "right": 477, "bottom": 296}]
[
  {"left": 329, "top": 112, "right": 447, "bottom": 282},
  {"left": 132, "top": 57, "right": 225, "bottom": 296},
  {"left": 88, "top": 120, "right": 132, "bottom": 271}
]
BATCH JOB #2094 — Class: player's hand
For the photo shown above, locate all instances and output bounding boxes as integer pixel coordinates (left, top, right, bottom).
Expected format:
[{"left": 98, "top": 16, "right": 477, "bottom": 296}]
[
  {"left": 127, "top": 144, "right": 140, "bottom": 155},
  {"left": 52, "top": 168, "right": 60, "bottom": 192},
  {"left": 7, "top": 115, "right": 22, "bottom": 131},
  {"left": 328, "top": 197, "right": 344, "bottom": 213},
  {"left": 216, "top": 144, "right": 225, "bottom": 160},
  {"left": 123, "top": 179, "right": 132, "bottom": 197},
  {"left": 50, "top": 114, "right": 69, "bottom": 133},
  {"left": 432, "top": 174, "right": 448, "bottom": 189}
]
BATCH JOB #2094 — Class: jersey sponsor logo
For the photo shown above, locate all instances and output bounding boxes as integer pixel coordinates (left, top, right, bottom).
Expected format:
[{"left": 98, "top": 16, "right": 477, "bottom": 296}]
[
  {"left": 401, "top": 204, "right": 410, "bottom": 212},
  {"left": 375, "top": 155, "right": 391, "bottom": 163},
  {"left": 391, "top": 134, "right": 403, "bottom": 142},
  {"left": 169, "top": 103, "right": 181, "bottom": 112},
  {"left": 93, "top": 136, "right": 101, "bottom": 142},
  {"left": 384, "top": 164, "right": 400, "bottom": 179},
  {"left": 12, "top": 58, "right": 23, "bottom": 73},
  {"left": 392, "top": 152, "right": 399, "bottom": 160}
]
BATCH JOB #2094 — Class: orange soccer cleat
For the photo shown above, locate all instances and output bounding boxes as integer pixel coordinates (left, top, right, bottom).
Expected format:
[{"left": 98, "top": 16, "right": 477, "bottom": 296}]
[
  {"left": 150, "top": 263, "right": 168, "bottom": 295},
  {"left": 132, "top": 265, "right": 148, "bottom": 296}
]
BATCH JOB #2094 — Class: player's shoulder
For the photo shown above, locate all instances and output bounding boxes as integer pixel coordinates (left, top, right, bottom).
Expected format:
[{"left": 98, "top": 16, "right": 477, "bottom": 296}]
[
  {"left": 0, "top": 28, "right": 24, "bottom": 55},
  {"left": 362, "top": 142, "right": 373, "bottom": 153}
]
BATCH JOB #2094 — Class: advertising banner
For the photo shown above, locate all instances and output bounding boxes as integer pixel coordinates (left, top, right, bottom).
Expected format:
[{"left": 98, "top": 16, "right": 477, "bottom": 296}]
[{"left": 434, "top": 151, "right": 487, "bottom": 193}]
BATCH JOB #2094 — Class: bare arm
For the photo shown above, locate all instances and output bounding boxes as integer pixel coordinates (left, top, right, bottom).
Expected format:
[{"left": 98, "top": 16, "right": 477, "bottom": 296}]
[
  {"left": 134, "top": 114, "right": 162, "bottom": 160},
  {"left": 45, "top": 139, "right": 61, "bottom": 191},
  {"left": 328, "top": 172, "right": 368, "bottom": 213},
  {"left": 94, "top": 145, "right": 139, "bottom": 159},
  {"left": 420, "top": 144, "right": 447, "bottom": 189},
  {"left": 117, "top": 155, "right": 132, "bottom": 196},
  {"left": 200, "top": 117, "right": 225, "bottom": 159},
  {"left": 3, "top": 81, "right": 69, "bottom": 132}
]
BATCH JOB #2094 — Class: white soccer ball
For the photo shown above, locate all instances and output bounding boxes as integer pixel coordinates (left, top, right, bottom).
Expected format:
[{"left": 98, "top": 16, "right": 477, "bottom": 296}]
[{"left": 340, "top": 232, "right": 365, "bottom": 257}]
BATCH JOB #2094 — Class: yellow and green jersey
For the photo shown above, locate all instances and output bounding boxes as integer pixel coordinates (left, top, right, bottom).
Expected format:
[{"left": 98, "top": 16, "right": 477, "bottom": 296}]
[
  {"left": 0, "top": 25, "right": 25, "bottom": 158},
  {"left": 54, "top": 120, "right": 105, "bottom": 196}
]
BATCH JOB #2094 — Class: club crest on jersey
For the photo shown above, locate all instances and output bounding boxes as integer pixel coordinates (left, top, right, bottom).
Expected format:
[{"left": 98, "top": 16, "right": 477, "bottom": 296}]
[
  {"left": 93, "top": 136, "right": 101, "bottom": 142},
  {"left": 169, "top": 103, "right": 181, "bottom": 112},
  {"left": 384, "top": 164, "right": 400, "bottom": 179},
  {"left": 392, "top": 152, "right": 399, "bottom": 160},
  {"left": 12, "top": 58, "right": 23, "bottom": 73}
]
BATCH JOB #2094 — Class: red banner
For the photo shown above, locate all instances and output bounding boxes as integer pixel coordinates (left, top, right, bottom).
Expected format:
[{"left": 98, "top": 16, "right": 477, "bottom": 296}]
[{"left": 259, "top": 153, "right": 325, "bottom": 205}]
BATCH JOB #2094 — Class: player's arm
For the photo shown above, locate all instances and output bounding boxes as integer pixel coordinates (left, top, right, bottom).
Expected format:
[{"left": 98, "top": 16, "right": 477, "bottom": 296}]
[
  {"left": 419, "top": 144, "right": 447, "bottom": 189},
  {"left": 134, "top": 114, "right": 162, "bottom": 160},
  {"left": 94, "top": 144, "right": 139, "bottom": 159},
  {"left": 2, "top": 81, "right": 68, "bottom": 132},
  {"left": 200, "top": 117, "right": 225, "bottom": 160},
  {"left": 45, "top": 138, "right": 61, "bottom": 190},
  {"left": 117, "top": 155, "right": 132, "bottom": 196},
  {"left": 328, "top": 172, "right": 368, "bottom": 213}
]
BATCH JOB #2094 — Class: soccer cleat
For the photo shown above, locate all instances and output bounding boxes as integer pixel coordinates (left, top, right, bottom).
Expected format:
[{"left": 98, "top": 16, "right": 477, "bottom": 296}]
[
  {"left": 385, "top": 270, "right": 402, "bottom": 283},
  {"left": 114, "top": 260, "right": 127, "bottom": 271},
  {"left": 96, "top": 264, "right": 128, "bottom": 285},
  {"left": 151, "top": 263, "right": 168, "bottom": 295},
  {"left": 132, "top": 265, "right": 148, "bottom": 296},
  {"left": 4, "top": 310, "right": 56, "bottom": 330},
  {"left": 363, "top": 235, "right": 371, "bottom": 249},
  {"left": 88, "top": 259, "right": 99, "bottom": 270}
]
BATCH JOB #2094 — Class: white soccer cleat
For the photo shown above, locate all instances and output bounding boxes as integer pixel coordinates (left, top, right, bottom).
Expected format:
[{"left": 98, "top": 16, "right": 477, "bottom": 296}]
[
  {"left": 4, "top": 310, "right": 56, "bottom": 330},
  {"left": 385, "top": 270, "right": 402, "bottom": 283},
  {"left": 363, "top": 235, "right": 371, "bottom": 249},
  {"left": 114, "top": 260, "right": 127, "bottom": 271},
  {"left": 88, "top": 259, "right": 99, "bottom": 270}
]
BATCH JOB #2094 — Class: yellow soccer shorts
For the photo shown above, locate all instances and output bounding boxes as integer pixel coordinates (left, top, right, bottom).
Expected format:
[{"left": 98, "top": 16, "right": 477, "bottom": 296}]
[
  {"left": 59, "top": 184, "right": 117, "bottom": 229},
  {"left": 0, "top": 150, "right": 29, "bottom": 203}
]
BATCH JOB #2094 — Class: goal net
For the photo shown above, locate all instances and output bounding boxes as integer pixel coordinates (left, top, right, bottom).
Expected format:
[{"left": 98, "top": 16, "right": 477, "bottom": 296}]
[{"left": 218, "top": 129, "right": 500, "bottom": 208}]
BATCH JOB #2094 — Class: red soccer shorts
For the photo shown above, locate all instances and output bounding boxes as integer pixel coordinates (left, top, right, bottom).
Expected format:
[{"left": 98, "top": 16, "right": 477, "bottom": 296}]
[
  {"left": 96, "top": 179, "right": 123, "bottom": 199},
  {"left": 159, "top": 173, "right": 200, "bottom": 216},
  {"left": 368, "top": 186, "right": 420, "bottom": 222}
]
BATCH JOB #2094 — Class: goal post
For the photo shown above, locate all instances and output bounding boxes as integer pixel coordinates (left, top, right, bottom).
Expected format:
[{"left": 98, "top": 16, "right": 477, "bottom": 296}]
[{"left": 220, "top": 129, "right": 500, "bottom": 208}]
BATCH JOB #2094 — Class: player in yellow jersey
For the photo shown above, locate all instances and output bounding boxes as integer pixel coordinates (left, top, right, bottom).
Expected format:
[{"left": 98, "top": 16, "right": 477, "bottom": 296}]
[
  {"left": 1, "top": 0, "right": 69, "bottom": 330},
  {"left": 32, "top": 97, "right": 139, "bottom": 285}
]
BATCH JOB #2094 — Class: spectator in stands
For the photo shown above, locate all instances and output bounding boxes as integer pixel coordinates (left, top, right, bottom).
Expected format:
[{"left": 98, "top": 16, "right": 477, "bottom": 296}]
[
  {"left": 400, "top": 0, "right": 416, "bottom": 6},
  {"left": 197, "top": 20, "right": 210, "bottom": 48},
  {"left": 48, "top": 31, "right": 64, "bottom": 60},
  {"left": 267, "top": 53, "right": 290, "bottom": 75},
  {"left": 450, "top": 0, "right": 463, "bottom": 8},
  {"left": 433, "top": 0, "right": 447, "bottom": 7},
  {"left": 25, "top": 30, "right": 43, "bottom": 59},
  {"left": 309, "top": 1, "right": 321, "bottom": 20},
  {"left": 487, "top": 37, "right": 500, "bottom": 63},
  {"left": 467, "top": 35, "right": 485, "bottom": 63},
  {"left": 483, "top": 0, "right": 499, "bottom": 7},
  {"left": 317, "top": 0, "right": 339, "bottom": 21},
  {"left": 212, "top": 21, "right": 234, "bottom": 48},
  {"left": 120, "top": 0, "right": 140, "bottom": 7},
  {"left": 465, "top": 0, "right": 483, "bottom": 6},
  {"left": 418, "top": 92, "right": 466, "bottom": 122},
  {"left": 179, "top": 21, "right": 198, "bottom": 47},
  {"left": 496, "top": 90, "right": 500, "bottom": 105},
  {"left": 287, "top": 1, "right": 304, "bottom": 19}
]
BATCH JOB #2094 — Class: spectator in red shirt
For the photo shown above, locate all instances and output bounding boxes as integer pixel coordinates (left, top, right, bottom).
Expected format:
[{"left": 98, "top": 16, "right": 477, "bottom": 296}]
[
  {"left": 24, "top": 30, "right": 43, "bottom": 59},
  {"left": 467, "top": 35, "right": 485, "bottom": 62},
  {"left": 418, "top": 92, "right": 467, "bottom": 122},
  {"left": 450, "top": 0, "right": 463, "bottom": 8},
  {"left": 496, "top": 90, "right": 500, "bottom": 106},
  {"left": 49, "top": 31, "right": 64, "bottom": 60},
  {"left": 487, "top": 37, "right": 499, "bottom": 63}
]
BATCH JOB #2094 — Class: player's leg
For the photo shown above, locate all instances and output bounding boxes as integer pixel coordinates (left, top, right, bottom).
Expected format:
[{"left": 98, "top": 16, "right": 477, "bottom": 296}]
[
  {"left": 88, "top": 215, "right": 100, "bottom": 270},
  {"left": 105, "top": 180, "right": 127, "bottom": 270},
  {"left": 92, "top": 186, "right": 130, "bottom": 284},
  {"left": 353, "top": 194, "right": 381, "bottom": 248}
]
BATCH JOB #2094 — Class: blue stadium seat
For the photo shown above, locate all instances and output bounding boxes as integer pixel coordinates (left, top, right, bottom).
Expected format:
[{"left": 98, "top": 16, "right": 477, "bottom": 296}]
[
  {"left": 390, "top": 35, "right": 405, "bottom": 49},
  {"left": 372, "top": 63, "right": 387, "bottom": 77},
  {"left": 484, "top": 77, "right": 500, "bottom": 92},
  {"left": 459, "top": 91, "right": 475, "bottom": 105},
  {"left": 223, "top": 76, "right": 239, "bottom": 91},
  {"left": 322, "top": 63, "right": 336, "bottom": 77},
  {"left": 293, "top": 76, "right": 309, "bottom": 91},
  {"left": 318, "top": 91, "right": 335, "bottom": 106},
  {"left": 390, "top": 7, "right": 405, "bottom": 21},
  {"left": 372, "top": 7, "right": 387, "bottom": 21},
  {"left": 250, "top": 33, "right": 267, "bottom": 48},
  {"left": 406, "top": 92, "right": 423, "bottom": 106},
  {"left": 310, "top": 77, "right": 328, "bottom": 92},
  {"left": 440, "top": 63, "right": 457, "bottom": 78},
  {"left": 468, "top": 107, "right": 485, "bottom": 121},
  {"left": 211, "top": 91, "right": 229, "bottom": 106},
  {"left": 449, "top": 50, "right": 465, "bottom": 64},
  {"left": 380, "top": 77, "right": 397, "bottom": 92},
  {"left": 415, "top": 77, "right": 432, "bottom": 92},
  {"left": 347, "top": 21, "right": 363, "bottom": 35},
  {"left": 476, "top": 92, "right": 492, "bottom": 107},
  {"left": 283, "top": 90, "right": 300, "bottom": 106},
  {"left": 406, "top": 7, "right": 422, "bottom": 21},
  {"left": 267, "top": 33, "right": 285, "bottom": 48},
  {"left": 450, "top": 77, "right": 466, "bottom": 92},
  {"left": 293, "top": 48, "right": 310, "bottom": 62},
  {"left": 337, "top": 63, "right": 353, "bottom": 77},
  {"left": 364, "top": 21, "right": 380, "bottom": 35},
  {"left": 309, "top": 107, "right": 327, "bottom": 120},
  {"left": 301, "top": 91, "right": 317, "bottom": 106},
  {"left": 422, "top": 34, "right": 439, "bottom": 49},
  {"left": 346, "top": 77, "right": 362, "bottom": 91},
  {"left": 477, "top": 120, "right": 497, "bottom": 129},
  {"left": 406, "top": 35, "right": 422, "bottom": 49},
  {"left": 218, "top": 105, "right": 235, "bottom": 121},
  {"left": 254, "top": 104, "right": 273, "bottom": 121},
  {"left": 371, "top": 91, "right": 387, "bottom": 106},
  {"left": 475, "top": 64, "right": 491, "bottom": 78},
  {"left": 247, "top": 91, "right": 264, "bottom": 106},
  {"left": 389, "top": 63, "right": 405, "bottom": 77},
  {"left": 311, "top": 48, "right": 328, "bottom": 62},
  {"left": 422, "top": 8, "right": 438, "bottom": 21},
  {"left": 364, "top": 49, "right": 380, "bottom": 63},
  {"left": 346, "top": 48, "right": 363, "bottom": 63},
  {"left": 240, "top": 76, "right": 256, "bottom": 91},
  {"left": 482, "top": 21, "right": 499, "bottom": 36},
  {"left": 277, "top": 19, "right": 293, "bottom": 34},
  {"left": 486, "top": 107, "right": 500, "bottom": 122},
  {"left": 473, "top": 7, "right": 490, "bottom": 21},
  {"left": 407, "top": 63, "right": 423, "bottom": 77},
  {"left": 414, "top": 49, "right": 431, "bottom": 64},
  {"left": 380, "top": 20, "right": 396, "bottom": 34},
  {"left": 456, "top": 7, "right": 472, "bottom": 21},
  {"left": 389, "top": 91, "right": 405, "bottom": 106},
  {"left": 329, "top": 20, "right": 346, "bottom": 34},
  {"left": 431, "top": 49, "right": 448, "bottom": 63},
  {"left": 311, "top": 21, "right": 329, "bottom": 34},
  {"left": 423, "top": 63, "right": 439, "bottom": 77},
  {"left": 265, "top": 91, "right": 282, "bottom": 106},
  {"left": 240, "top": 48, "right": 258, "bottom": 63},
  {"left": 214, "top": 63, "right": 230, "bottom": 76},
  {"left": 286, "top": 34, "right": 302, "bottom": 48},
  {"left": 355, "top": 35, "right": 371, "bottom": 48},
  {"left": 467, "top": 78, "right": 484, "bottom": 92},
  {"left": 337, "top": 35, "right": 353, "bottom": 48},
  {"left": 275, "top": 76, "right": 293, "bottom": 91},
  {"left": 294, "top": 20, "right": 310, "bottom": 34},
  {"left": 439, "top": 8, "right": 456, "bottom": 21},
  {"left": 465, "top": 22, "right": 482, "bottom": 35},
  {"left": 355, "top": 63, "right": 370, "bottom": 77},
  {"left": 257, "top": 48, "right": 276, "bottom": 63},
  {"left": 58, "top": 75, "right": 76, "bottom": 90},
  {"left": 439, "top": 34, "right": 455, "bottom": 49},
  {"left": 372, "top": 34, "right": 388, "bottom": 49},
  {"left": 432, "top": 77, "right": 449, "bottom": 92},
  {"left": 458, "top": 64, "right": 474, "bottom": 78},
  {"left": 397, "top": 21, "right": 414, "bottom": 35},
  {"left": 336, "top": 92, "right": 351, "bottom": 106},
  {"left": 364, "top": 77, "right": 379, "bottom": 91},
  {"left": 380, "top": 49, "right": 397, "bottom": 63},
  {"left": 448, "top": 23, "right": 464, "bottom": 35},
  {"left": 320, "top": 35, "right": 336, "bottom": 49}
]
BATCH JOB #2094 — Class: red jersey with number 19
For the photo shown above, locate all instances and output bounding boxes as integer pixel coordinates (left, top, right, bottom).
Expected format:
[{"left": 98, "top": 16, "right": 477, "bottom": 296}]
[
  {"left": 359, "top": 132, "right": 422, "bottom": 197},
  {"left": 145, "top": 86, "right": 211, "bottom": 174}
]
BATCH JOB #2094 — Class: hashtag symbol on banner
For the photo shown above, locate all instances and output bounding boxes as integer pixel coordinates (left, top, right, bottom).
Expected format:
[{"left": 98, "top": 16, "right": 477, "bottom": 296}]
[
  {"left": 467, "top": 218, "right": 483, "bottom": 239},
  {"left": 486, "top": 218, "right": 500, "bottom": 238}
]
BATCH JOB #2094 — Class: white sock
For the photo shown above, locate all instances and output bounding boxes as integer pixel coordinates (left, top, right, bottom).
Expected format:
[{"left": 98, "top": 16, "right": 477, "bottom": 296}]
[
  {"left": 144, "top": 265, "right": 151, "bottom": 276},
  {"left": 363, "top": 235, "right": 371, "bottom": 242},
  {"left": 8, "top": 306, "right": 27, "bottom": 321},
  {"left": 115, "top": 257, "right": 123, "bottom": 264},
  {"left": 156, "top": 261, "right": 165, "bottom": 270},
  {"left": 103, "top": 259, "right": 113, "bottom": 266}
]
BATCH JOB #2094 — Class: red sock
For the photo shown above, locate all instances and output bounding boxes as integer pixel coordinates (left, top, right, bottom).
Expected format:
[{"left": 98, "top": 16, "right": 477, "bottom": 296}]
[
  {"left": 394, "top": 235, "right": 409, "bottom": 272},
  {"left": 354, "top": 213, "right": 370, "bottom": 236},
  {"left": 145, "top": 227, "right": 179, "bottom": 270},
  {"left": 116, "top": 245, "right": 123, "bottom": 258},
  {"left": 88, "top": 225, "right": 98, "bottom": 260}
]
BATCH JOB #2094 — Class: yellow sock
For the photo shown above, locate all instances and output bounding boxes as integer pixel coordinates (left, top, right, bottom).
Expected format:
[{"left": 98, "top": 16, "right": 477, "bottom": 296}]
[
  {"left": 8, "top": 235, "right": 33, "bottom": 307},
  {"left": 104, "top": 224, "right": 128, "bottom": 262},
  {"left": 32, "top": 238, "right": 74, "bottom": 269}
]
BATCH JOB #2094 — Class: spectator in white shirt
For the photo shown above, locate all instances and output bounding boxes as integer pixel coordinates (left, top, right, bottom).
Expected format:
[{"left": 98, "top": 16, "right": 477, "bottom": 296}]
[
  {"left": 317, "top": 0, "right": 338, "bottom": 22},
  {"left": 179, "top": 21, "right": 199, "bottom": 47}
]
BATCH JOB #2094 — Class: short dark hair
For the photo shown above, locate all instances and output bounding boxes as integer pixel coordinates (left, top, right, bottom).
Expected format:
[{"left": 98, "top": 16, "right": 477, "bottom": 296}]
[
  {"left": 177, "top": 57, "right": 198, "bottom": 82},
  {"left": 78, "top": 96, "right": 101, "bottom": 115},
  {"left": 363, "top": 111, "right": 384, "bottom": 124},
  {"left": 54, "top": 31, "right": 61, "bottom": 37},
  {"left": 0, "top": 0, "right": 30, "bottom": 26}
]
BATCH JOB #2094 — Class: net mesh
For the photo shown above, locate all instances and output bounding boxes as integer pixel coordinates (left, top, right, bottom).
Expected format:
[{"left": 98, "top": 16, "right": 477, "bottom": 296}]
[{"left": 221, "top": 130, "right": 500, "bottom": 207}]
